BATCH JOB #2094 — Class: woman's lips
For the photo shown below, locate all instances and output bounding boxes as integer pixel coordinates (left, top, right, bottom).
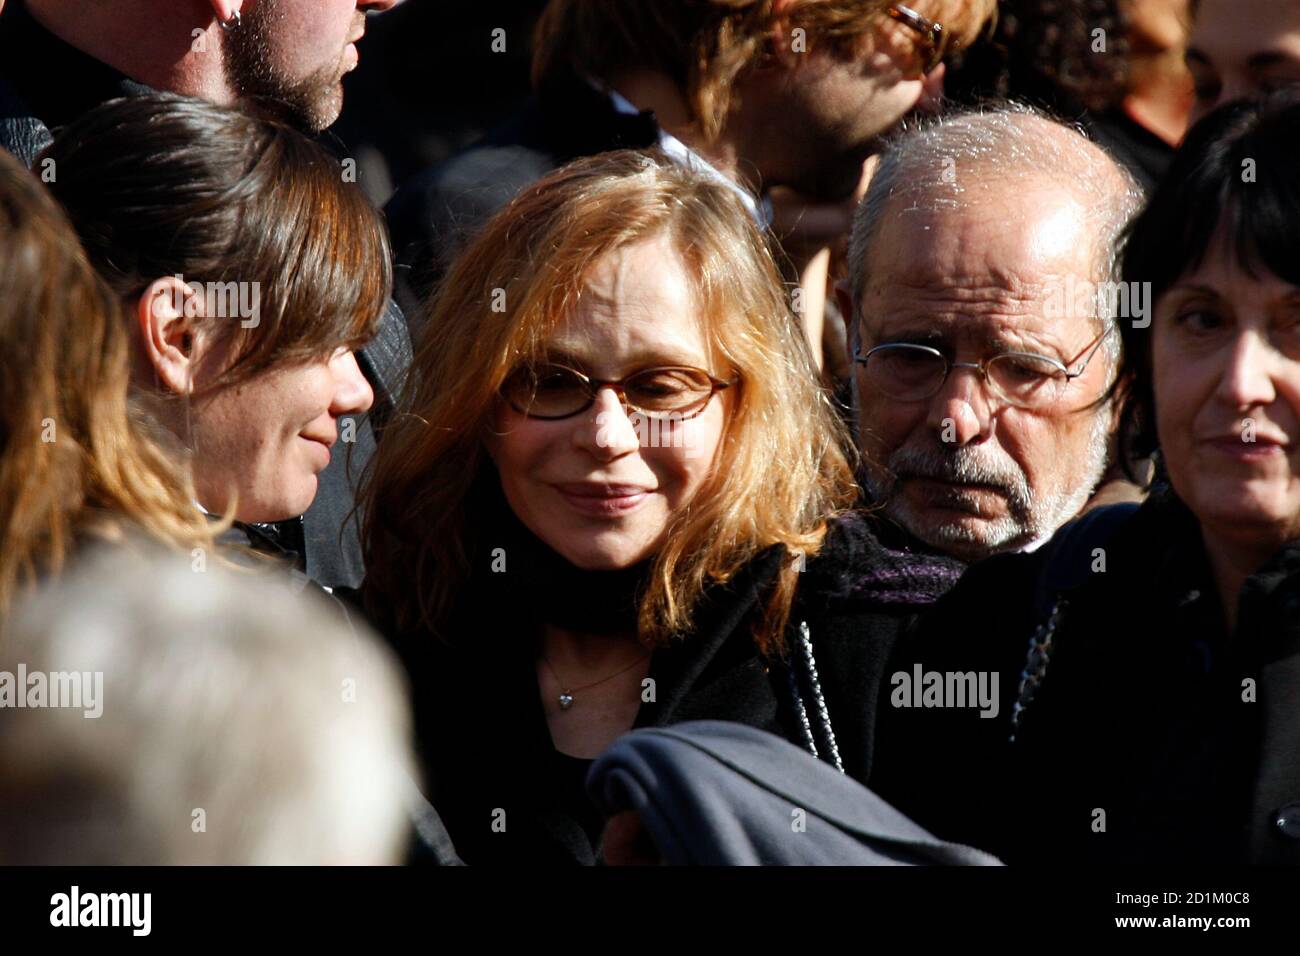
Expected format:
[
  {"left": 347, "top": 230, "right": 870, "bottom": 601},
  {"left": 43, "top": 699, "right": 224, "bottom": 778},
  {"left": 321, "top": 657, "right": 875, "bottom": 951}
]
[
  {"left": 301, "top": 434, "right": 334, "bottom": 469},
  {"left": 1204, "top": 437, "right": 1288, "bottom": 462},
  {"left": 554, "top": 484, "right": 652, "bottom": 517}
]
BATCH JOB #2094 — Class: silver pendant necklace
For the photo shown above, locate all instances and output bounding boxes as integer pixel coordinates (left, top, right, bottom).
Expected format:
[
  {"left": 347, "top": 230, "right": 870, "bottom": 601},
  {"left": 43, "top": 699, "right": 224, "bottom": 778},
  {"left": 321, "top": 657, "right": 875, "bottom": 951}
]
[{"left": 541, "top": 651, "right": 649, "bottom": 710}]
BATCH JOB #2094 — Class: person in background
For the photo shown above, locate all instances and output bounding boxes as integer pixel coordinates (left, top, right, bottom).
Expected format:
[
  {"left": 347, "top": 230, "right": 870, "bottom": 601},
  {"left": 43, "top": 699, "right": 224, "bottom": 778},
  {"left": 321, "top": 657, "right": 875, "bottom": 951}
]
[
  {"left": 0, "top": 145, "right": 215, "bottom": 620},
  {"left": 840, "top": 105, "right": 1145, "bottom": 564},
  {"left": 1120, "top": 0, "right": 1194, "bottom": 151},
  {"left": 944, "top": 0, "right": 1192, "bottom": 190},
  {"left": 0, "top": 0, "right": 410, "bottom": 591},
  {"left": 1186, "top": 0, "right": 1300, "bottom": 122},
  {"left": 385, "top": 0, "right": 995, "bottom": 348},
  {"left": 0, "top": 544, "right": 417, "bottom": 865},
  {"left": 363, "top": 150, "right": 963, "bottom": 866},
  {"left": 873, "top": 90, "right": 1300, "bottom": 866},
  {"left": 40, "top": 94, "right": 385, "bottom": 566}
]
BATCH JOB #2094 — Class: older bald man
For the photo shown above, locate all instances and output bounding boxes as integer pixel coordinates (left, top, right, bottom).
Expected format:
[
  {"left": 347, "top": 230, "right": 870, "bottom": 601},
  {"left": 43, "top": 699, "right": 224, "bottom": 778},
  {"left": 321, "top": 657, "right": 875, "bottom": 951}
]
[{"left": 839, "top": 105, "right": 1146, "bottom": 563}]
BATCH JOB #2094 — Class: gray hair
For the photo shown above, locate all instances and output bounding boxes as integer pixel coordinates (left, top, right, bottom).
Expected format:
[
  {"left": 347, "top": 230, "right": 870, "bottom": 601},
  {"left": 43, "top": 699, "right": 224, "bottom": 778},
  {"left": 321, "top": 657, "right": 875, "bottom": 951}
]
[
  {"left": 847, "top": 103, "right": 1147, "bottom": 370},
  {"left": 0, "top": 543, "right": 418, "bottom": 864}
]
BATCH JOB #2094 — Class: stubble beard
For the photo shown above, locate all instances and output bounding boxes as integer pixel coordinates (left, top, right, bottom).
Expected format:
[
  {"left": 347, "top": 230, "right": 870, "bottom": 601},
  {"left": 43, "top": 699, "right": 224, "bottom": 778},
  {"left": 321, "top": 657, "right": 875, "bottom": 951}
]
[
  {"left": 860, "top": 408, "right": 1112, "bottom": 561},
  {"left": 222, "top": 0, "right": 346, "bottom": 133}
]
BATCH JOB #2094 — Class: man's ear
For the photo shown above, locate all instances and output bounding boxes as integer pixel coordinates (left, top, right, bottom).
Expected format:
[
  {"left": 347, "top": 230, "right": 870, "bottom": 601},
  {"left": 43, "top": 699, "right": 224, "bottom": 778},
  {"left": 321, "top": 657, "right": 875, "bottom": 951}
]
[
  {"left": 207, "top": 1, "right": 241, "bottom": 24},
  {"left": 137, "top": 276, "right": 203, "bottom": 396},
  {"left": 834, "top": 279, "right": 857, "bottom": 359}
]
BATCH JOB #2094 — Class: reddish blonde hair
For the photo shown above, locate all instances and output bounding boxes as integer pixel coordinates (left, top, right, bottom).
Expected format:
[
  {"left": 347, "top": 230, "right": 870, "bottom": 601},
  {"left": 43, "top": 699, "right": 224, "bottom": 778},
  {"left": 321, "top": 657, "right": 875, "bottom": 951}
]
[{"left": 363, "top": 150, "right": 859, "bottom": 655}]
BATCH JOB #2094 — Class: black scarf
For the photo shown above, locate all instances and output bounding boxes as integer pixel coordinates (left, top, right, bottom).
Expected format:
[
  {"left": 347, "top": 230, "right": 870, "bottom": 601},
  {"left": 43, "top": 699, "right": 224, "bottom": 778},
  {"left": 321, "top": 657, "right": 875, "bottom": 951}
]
[{"left": 469, "top": 485, "right": 653, "bottom": 637}]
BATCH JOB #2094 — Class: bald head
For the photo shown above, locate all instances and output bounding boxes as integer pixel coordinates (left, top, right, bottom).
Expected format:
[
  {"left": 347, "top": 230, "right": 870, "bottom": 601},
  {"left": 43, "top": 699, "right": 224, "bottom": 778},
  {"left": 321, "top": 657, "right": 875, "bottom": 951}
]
[{"left": 848, "top": 105, "right": 1145, "bottom": 307}]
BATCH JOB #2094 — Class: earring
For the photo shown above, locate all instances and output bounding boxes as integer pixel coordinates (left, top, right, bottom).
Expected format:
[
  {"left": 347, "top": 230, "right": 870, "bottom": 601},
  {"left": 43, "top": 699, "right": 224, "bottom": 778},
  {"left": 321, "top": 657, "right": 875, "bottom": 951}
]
[{"left": 220, "top": 9, "right": 242, "bottom": 31}]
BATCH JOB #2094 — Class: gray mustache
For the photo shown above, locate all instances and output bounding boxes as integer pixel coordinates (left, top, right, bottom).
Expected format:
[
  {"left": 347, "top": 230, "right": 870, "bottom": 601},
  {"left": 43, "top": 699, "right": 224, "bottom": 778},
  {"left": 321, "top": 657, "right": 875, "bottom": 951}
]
[{"left": 887, "top": 444, "right": 1030, "bottom": 504}]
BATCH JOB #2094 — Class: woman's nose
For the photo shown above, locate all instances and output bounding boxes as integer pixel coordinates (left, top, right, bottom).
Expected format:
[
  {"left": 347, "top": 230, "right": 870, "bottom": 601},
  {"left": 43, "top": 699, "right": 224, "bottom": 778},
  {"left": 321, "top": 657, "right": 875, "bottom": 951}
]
[
  {"left": 575, "top": 386, "right": 640, "bottom": 458},
  {"left": 330, "top": 349, "right": 375, "bottom": 416},
  {"left": 1215, "top": 331, "right": 1278, "bottom": 410}
]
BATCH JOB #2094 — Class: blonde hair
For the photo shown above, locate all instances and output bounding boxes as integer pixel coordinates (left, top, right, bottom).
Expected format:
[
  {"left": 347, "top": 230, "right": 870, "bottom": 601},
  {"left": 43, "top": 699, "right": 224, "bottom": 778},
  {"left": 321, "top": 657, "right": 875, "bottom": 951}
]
[
  {"left": 532, "top": 0, "right": 997, "bottom": 141},
  {"left": 363, "top": 149, "right": 859, "bottom": 656},
  {"left": 0, "top": 149, "right": 218, "bottom": 619}
]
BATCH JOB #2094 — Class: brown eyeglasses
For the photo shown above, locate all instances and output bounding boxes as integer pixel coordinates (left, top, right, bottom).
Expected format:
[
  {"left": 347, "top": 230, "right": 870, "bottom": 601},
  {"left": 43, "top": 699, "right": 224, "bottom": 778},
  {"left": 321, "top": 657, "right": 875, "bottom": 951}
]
[
  {"left": 887, "top": 4, "right": 949, "bottom": 77},
  {"left": 501, "top": 363, "right": 735, "bottom": 421}
]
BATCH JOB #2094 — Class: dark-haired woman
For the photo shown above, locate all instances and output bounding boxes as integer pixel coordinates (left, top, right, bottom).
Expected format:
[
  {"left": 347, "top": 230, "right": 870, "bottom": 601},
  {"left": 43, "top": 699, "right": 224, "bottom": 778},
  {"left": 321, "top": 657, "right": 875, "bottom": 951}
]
[
  {"left": 872, "top": 90, "right": 1300, "bottom": 865},
  {"left": 39, "top": 93, "right": 390, "bottom": 574}
]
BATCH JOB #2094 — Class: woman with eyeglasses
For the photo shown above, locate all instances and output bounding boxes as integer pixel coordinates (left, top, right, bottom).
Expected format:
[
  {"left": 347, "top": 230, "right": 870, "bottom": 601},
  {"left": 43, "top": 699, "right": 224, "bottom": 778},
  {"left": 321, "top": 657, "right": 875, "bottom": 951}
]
[
  {"left": 360, "top": 149, "right": 964, "bottom": 866},
  {"left": 871, "top": 90, "right": 1300, "bottom": 865}
]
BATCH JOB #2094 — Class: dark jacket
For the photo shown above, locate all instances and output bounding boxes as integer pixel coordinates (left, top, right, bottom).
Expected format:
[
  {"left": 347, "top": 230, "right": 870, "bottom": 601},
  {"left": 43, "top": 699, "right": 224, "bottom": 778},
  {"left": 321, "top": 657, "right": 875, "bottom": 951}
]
[
  {"left": 0, "top": 0, "right": 411, "bottom": 591},
  {"left": 384, "top": 69, "right": 661, "bottom": 325},
  {"left": 385, "top": 508, "right": 964, "bottom": 866},
  {"left": 871, "top": 487, "right": 1300, "bottom": 865}
]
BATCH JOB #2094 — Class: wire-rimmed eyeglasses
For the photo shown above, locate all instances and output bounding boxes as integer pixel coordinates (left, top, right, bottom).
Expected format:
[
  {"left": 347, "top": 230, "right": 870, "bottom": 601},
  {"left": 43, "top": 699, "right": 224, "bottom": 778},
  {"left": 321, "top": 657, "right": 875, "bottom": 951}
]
[{"left": 853, "top": 327, "right": 1114, "bottom": 409}]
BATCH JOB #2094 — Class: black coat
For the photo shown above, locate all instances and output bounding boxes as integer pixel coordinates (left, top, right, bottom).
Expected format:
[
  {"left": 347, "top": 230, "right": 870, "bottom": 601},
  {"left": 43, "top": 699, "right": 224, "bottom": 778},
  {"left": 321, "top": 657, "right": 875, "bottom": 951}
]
[
  {"left": 384, "top": 510, "right": 964, "bottom": 866},
  {"left": 0, "top": 0, "right": 412, "bottom": 591},
  {"left": 871, "top": 487, "right": 1300, "bottom": 865}
]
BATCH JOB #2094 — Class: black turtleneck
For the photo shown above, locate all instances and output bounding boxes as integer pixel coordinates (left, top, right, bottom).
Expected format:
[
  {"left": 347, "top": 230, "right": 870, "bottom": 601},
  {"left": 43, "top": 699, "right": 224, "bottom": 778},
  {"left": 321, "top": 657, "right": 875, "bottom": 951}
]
[{"left": 496, "top": 503, "right": 651, "bottom": 637}]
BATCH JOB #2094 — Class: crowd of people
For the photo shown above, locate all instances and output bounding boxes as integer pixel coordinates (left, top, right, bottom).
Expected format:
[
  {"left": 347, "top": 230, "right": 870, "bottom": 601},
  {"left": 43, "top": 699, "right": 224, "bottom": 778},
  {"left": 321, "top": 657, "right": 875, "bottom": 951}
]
[{"left": 2, "top": 0, "right": 1300, "bottom": 868}]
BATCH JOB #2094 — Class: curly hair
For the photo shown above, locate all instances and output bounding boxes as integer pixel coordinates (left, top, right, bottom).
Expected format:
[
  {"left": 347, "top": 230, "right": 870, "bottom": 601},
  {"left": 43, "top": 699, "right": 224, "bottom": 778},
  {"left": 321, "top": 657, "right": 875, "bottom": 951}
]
[{"left": 946, "top": 0, "right": 1132, "bottom": 113}]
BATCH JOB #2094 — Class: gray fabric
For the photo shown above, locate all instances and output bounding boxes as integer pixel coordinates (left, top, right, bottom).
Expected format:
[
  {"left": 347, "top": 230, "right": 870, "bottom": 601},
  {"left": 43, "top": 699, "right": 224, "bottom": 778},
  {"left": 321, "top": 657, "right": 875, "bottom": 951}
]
[
  {"left": 294, "top": 297, "right": 410, "bottom": 591},
  {"left": 588, "top": 720, "right": 1003, "bottom": 866},
  {"left": 0, "top": 78, "right": 52, "bottom": 167}
]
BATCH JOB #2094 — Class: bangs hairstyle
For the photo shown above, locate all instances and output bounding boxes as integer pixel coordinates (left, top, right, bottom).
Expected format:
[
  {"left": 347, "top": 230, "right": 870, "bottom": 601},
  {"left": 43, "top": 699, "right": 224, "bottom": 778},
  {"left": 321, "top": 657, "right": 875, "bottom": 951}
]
[
  {"left": 363, "top": 149, "right": 859, "bottom": 656},
  {"left": 1118, "top": 89, "right": 1300, "bottom": 473},
  {"left": 38, "top": 93, "right": 391, "bottom": 392},
  {"left": 532, "top": 0, "right": 997, "bottom": 142},
  {"left": 0, "top": 149, "right": 217, "bottom": 618}
]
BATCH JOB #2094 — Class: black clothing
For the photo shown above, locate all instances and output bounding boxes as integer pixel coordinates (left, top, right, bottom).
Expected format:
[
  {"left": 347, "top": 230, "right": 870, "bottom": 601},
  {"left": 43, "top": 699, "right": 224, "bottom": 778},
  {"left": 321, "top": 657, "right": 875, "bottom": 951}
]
[
  {"left": 872, "top": 488, "right": 1300, "bottom": 865},
  {"left": 0, "top": 0, "right": 412, "bottom": 591},
  {"left": 1086, "top": 108, "right": 1175, "bottom": 192},
  {"left": 384, "top": 68, "right": 660, "bottom": 325},
  {"left": 384, "top": 503, "right": 964, "bottom": 866}
]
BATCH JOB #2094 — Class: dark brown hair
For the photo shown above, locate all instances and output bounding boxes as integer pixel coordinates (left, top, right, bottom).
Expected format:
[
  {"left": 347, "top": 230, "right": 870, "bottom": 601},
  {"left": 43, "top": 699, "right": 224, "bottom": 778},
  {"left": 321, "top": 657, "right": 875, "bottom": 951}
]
[{"left": 38, "top": 93, "right": 392, "bottom": 393}]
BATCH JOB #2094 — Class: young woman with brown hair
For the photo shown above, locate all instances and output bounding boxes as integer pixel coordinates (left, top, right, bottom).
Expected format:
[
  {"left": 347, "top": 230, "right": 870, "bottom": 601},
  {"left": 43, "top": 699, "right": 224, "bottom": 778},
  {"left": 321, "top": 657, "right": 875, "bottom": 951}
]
[{"left": 40, "top": 93, "right": 391, "bottom": 570}]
